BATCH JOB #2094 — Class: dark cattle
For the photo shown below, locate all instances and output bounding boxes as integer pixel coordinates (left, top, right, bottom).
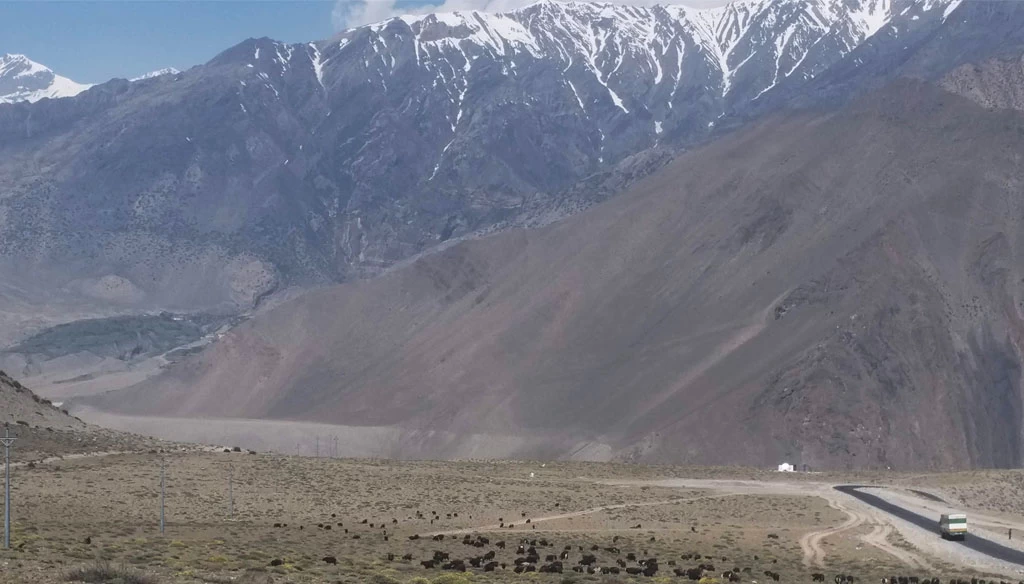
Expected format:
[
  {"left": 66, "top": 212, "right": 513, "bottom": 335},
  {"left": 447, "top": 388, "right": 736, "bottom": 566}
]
[
  {"left": 540, "top": 561, "right": 564, "bottom": 573},
  {"left": 526, "top": 519, "right": 531, "bottom": 524},
  {"left": 626, "top": 567, "right": 642, "bottom": 575},
  {"left": 617, "top": 559, "right": 627, "bottom": 568},
  {"left": 591, "top": 544, "right": 600, "bottom": 551},
  {"left": 386, "top": 553, "right": 394, "bottom": 561},
  {"left": 269, "top": 559, "right": 284, "bottom": 567},
  {"left": 483, "top": 550, "right": 496, "bottom": 560},
  {"left": 469, "top": 557, "right": 482, "bottom": 568},
  {"left": 605, "top": 547, "right": 620, "bottom": 554},
  {"left": 433, "top": 534, "right": 444, "bottom": 541},
  {"left": 496, "top": 541, "right": 506, "bottom": 549},
  {"left": 352, "top": 535, "right": 360, "bottom": 540},
  {"left": 579, "top": 554, "right": 597, "bottom": 566},
  {"left": 514, "top": 565, "right": 527, "bottom": 574},
  {"left": 627, "top": 553, "right": 637, "bottom": 561},
  {"left": 322, "top": 556, "right": 337, "bottom": 565},
  {"left": 527, "top": 546, "right": 537, "bottom": 556},
  {"left": 272, "top": 523, "right": 281, "bottom": 528},
  {"left": 545, "top": 554, "right": 556, "bottom": 562},
  {"left": 539, "top": 539, "right": 549, "bottom": 546},
  {"left": 409, "top": 534, "right": 420, "bottom": 540},
  {"left": 586, "top": 566, "right": 596, "bottom": 575},
  {"left": 442, "top": 560, "right": 467, "bottom": 571},
  {"left": 433, "top": 551, "right": 450, "bottom": 561},
  {"left": 402, "top": 554, "right": 413, "bottom": 561},
  {"left": 813, "top": 574, "right": 826, "bottom": 582},
  {"left": 420, "top": 560, "right": 436, "bottom": 569},
  {"left": 560, "top": 551, "right": 569, "bottom": 560},
  {"left": 361, "top": 519, "right": 368, "bottom": 524},
  {"left": 632, "top": 524, "right": 642, "bottom": 529},
  {"left": 573, "top": 566, "right": 584, "bottom": 573},
  {"left": 767, "top": 533, "right": 779, "bottom": 539},
  {"left": 516, "top": 545, "right": 526, "bottom": 555},
  {"left": 324, "top": 525, "right": 332, "bottom": 530},
  {"left": 484, "top": 561, "right": 499, "bottom": 572}
]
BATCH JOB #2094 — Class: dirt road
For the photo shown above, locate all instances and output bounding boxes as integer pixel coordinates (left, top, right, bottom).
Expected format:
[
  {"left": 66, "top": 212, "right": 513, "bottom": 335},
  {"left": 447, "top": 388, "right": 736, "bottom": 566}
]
[{"left": 600, "top": 477, "right": 1023, "bottom": 577}]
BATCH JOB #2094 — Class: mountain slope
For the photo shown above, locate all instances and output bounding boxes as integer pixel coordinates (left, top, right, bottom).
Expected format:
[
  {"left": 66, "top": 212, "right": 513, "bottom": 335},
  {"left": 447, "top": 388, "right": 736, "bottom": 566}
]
[
  {"left": 84, "top": 79, "right": 1024, "bottom": 470},
  {"left": 0, "top": 0, "right": 975, "bottom": 325},
  {"left": 0, "top": 54, "right": 92, "bottom": 104}
]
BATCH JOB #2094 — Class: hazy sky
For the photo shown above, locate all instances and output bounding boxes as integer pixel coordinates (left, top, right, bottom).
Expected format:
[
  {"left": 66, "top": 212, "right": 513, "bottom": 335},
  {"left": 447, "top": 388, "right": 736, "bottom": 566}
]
[{"left": 0, "top": 0, "right": 730, "bottom": 84}]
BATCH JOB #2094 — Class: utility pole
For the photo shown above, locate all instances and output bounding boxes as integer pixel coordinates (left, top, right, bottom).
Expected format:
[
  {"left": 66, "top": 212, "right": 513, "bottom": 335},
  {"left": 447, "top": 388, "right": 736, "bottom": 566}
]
[
  {"left": 159, "top": 458, "right": 165, "bottom": 535},
  {"left": 1, "top": 424, "right": 16, "bottom": 550},
  {"left": 228, "top": 464, "right": 234, "bottom": 520}
]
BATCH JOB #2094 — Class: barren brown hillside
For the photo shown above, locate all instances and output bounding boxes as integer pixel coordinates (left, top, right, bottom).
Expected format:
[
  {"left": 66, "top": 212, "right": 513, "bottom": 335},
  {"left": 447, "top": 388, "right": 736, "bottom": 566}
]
[
  {"left": 0, "top": 371, "right": 160, "bottom": 461},
  {"left": 82, "top": 80, "right": 1024, "bottom": 470}
]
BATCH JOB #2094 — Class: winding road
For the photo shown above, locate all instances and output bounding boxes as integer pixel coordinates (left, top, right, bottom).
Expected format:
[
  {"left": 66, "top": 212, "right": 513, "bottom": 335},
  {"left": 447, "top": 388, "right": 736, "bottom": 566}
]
[{"left": 836, "top": 486, "right": 1024, "bottom": 567}]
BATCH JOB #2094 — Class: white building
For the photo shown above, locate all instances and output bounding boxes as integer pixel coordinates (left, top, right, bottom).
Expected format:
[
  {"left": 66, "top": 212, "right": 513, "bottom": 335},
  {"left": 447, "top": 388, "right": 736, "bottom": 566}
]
[{"left": 777, "top": 462, "right": 795, "bottom": 472}]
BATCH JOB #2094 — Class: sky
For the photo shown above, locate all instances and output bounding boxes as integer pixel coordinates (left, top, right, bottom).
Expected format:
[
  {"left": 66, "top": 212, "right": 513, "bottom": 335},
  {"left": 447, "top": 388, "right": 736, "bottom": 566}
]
[{"left": 0, "top": 0, "right": 728, "bottom": 84}]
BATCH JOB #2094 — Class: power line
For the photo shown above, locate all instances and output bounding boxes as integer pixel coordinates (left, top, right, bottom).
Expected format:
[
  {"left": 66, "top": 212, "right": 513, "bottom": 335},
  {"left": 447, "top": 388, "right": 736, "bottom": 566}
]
[{"left": 1, "top": 424, "right": 16, "bottom": 550}]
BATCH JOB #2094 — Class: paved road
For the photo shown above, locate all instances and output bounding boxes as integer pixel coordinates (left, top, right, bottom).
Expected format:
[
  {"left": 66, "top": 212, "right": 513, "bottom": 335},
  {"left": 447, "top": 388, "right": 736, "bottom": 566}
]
[{"left": 835, "top": 486, "right": 1024, "bottom": 567}]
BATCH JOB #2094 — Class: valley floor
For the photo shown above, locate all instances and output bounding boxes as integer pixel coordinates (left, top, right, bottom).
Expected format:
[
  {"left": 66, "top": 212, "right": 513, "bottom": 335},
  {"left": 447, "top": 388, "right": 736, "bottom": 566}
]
[{"left": 2, "top": 454, "right": 1024, "bottom": 583}]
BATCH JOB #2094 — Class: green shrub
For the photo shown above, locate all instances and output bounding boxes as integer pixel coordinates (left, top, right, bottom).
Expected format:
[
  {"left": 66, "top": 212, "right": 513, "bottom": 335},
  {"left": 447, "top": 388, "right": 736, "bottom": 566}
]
[
  {"left": 432, "top": 574, "right": 474, "bottom": 584},
  {"left": 65, "top": 560, "right": 157, "bottom": 584}
]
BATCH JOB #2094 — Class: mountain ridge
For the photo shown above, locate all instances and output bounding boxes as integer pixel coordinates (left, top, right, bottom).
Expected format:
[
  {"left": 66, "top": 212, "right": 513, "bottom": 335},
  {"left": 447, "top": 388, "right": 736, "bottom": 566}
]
[{"left": 0, "top": 0, "right": 968, "bottom": 334}]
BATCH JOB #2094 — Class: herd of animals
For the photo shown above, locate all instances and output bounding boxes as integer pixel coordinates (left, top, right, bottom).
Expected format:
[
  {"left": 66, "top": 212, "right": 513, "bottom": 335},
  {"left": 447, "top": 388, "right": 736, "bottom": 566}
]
[{"left": 262, "top": 511, "right": 1024, "bottom": 582}]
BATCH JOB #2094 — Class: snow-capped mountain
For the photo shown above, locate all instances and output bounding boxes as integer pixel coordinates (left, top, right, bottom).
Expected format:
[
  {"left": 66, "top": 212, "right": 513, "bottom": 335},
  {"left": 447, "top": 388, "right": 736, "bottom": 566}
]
[
  {"left": 0, "top": 54, "right": 91, "bottom": 104},
  {"left": 0, "top": 0, "right": 1008, "bottom": 315},
  {"left": 130, "top": 67, "right": 181, "bottom": 82}
]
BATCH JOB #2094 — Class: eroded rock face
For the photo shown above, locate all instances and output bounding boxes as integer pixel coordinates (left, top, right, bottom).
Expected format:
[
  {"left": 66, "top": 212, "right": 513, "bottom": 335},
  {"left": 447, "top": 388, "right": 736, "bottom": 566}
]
[{"left": 942, "top": 55, "right": 1024, "bottom": 113}]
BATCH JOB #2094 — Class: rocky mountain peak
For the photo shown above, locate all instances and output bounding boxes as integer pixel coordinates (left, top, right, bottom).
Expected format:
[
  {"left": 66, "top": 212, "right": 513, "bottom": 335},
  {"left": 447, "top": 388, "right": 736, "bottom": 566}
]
[{"left": 0, "top": 53, "right": 91, "bottom": 104}]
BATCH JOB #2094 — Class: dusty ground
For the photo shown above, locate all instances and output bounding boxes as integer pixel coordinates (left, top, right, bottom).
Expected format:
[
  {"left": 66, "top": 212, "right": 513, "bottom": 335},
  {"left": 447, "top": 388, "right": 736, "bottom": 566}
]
[{"left": 1, "top": 454, "right": 1021, "bottom": 584}]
